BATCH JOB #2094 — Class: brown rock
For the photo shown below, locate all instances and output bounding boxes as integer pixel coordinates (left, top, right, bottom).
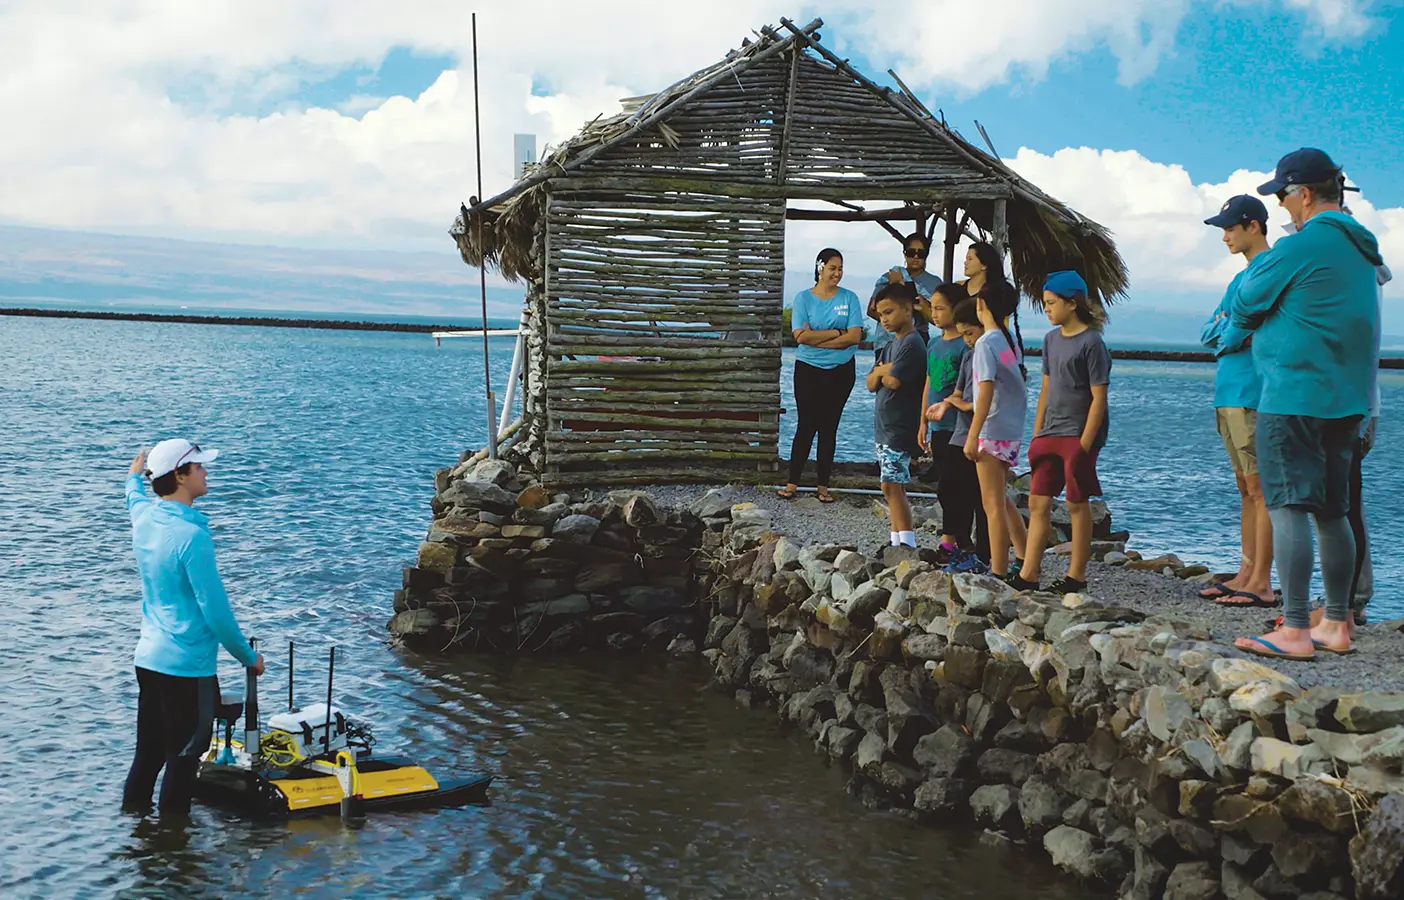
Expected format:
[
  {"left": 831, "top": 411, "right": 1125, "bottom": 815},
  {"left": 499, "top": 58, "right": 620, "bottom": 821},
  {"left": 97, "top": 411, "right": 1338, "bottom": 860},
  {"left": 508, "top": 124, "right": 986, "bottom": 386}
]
[
  {"left": 416, "top": 541, "right": 458, "bottom": 572},
  {"left": 501, "top": 524, "right": 547, "bottom": 539},
  {"left": 516, "top": 484, "right": 550, "bottom": 509}
]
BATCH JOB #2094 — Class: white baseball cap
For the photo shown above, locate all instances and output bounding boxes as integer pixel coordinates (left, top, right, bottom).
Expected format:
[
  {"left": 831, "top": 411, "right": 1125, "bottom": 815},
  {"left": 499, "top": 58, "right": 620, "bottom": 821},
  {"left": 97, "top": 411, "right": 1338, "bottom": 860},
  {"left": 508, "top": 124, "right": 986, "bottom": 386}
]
[{"left": 146, "top": 439, "right": 219, "bottom": 478}]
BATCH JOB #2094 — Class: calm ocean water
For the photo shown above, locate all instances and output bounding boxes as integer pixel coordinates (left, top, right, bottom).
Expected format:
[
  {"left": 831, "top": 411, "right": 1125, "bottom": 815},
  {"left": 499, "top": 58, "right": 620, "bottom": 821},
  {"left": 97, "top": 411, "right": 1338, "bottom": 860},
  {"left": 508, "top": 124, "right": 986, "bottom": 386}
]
[{"left": 0, "top": 316, "right": 1094, "bottom": 900}]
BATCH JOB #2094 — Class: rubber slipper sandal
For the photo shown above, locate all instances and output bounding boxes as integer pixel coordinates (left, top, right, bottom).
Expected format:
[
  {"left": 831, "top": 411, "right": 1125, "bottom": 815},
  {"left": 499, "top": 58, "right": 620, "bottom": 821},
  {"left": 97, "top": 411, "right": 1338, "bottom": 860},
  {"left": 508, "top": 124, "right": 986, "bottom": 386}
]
[
  {"left": 1312, "top": 640, "right": 1356, "bottom": 656},
  {"left": 1240, "top": 636, "right": 1314, "bottom": 661},
  {"left": 775, "top": 487, "right": 798, "bottom": 500},
  {"left": 1199, "top": 584, "right": 1235, "bottom": 600},
  {"left": 1215, "top": 591, "right": 1279, "bottom": 609},
  {"left": 816, "top": 491, "right": 836, "bottom": 504}
]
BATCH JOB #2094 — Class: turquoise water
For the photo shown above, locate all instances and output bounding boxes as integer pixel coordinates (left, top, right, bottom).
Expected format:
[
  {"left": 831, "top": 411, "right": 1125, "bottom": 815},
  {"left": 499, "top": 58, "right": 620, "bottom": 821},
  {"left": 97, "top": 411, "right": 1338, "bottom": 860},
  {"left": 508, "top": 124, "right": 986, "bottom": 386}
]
[{"left": 1, "top": 317, "right": 1096, "bottom": 899}]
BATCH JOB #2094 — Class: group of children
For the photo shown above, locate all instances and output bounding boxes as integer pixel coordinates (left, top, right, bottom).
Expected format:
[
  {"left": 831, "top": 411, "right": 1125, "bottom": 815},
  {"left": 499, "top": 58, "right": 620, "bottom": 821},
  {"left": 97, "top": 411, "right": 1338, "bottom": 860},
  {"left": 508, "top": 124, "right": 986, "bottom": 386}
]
[{"left": 869, "top": 265, "right": 1112, "bottom": 594}]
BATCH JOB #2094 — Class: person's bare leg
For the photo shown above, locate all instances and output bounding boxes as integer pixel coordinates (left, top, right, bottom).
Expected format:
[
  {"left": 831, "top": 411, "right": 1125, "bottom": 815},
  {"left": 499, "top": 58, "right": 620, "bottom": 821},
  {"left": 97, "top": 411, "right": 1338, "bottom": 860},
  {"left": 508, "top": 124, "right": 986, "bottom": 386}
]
[
  {"left": 1004, "top": 495, "right": 1028, "bottom": 564},
  {"left": 1019, "top": 494, "right": 1053, "bottom": 582},
  {"left": 1230, "top": 473, "right": 1252, "bottom": 589},
  {"left": 886, "top": 482, "right": 913, "bottom": 533},
  {"left": 1241, "top": 474, "right": 1273, "bottom": 599},
  {"left": 977, "top": 457, "right": 1011, "bottom": 576},
  {"left": 1067, "top": 501, "right": 1092, "bottom": 583}
]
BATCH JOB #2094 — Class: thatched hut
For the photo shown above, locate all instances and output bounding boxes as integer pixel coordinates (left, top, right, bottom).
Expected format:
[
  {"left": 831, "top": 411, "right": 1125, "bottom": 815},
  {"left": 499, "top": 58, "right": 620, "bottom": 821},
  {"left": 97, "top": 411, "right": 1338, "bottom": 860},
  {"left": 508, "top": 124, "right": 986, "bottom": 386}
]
[{"left": 452, "top": 17, "right": 1127, "bottom": 488}]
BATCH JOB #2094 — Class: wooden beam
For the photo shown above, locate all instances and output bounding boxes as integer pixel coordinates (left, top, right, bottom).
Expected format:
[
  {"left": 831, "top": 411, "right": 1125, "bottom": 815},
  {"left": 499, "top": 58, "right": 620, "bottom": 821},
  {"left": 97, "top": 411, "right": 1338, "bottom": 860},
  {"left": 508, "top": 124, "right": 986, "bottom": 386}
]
[
  {"left": 785, "top": 205, "right": 929, "bottom": 222},
  {"left": 991, "top": 197, "right": 1009, "bottom": 257},
  {"left": 775, "top": 47, "right": 800, "bottom": 185},
  {"left": 943, "top": 206, "right": 959, "bottom": 282}
]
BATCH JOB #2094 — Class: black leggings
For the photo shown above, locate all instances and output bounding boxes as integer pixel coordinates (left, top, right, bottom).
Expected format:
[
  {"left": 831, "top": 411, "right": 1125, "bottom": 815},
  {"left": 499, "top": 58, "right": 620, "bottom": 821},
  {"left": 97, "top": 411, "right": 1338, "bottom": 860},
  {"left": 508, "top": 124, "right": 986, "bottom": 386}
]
[
  {"left": 123, "top": 667, "right": 217, "bottom": 815},
  {"left": 1347, "top": 432, "right": 1371, "bottom": 611},
  {"left": 788, "top": 359, "right": 855, "bottom": 486},
  {"left": 937, "top": 441, "right": 990, "bottom": 561}
]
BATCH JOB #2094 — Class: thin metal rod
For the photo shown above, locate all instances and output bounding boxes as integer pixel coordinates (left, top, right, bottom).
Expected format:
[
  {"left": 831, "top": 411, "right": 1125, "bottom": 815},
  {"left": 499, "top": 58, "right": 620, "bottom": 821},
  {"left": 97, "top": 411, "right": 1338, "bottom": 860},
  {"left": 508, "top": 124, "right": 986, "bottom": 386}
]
[
  {"left": 324, "top": 646, "right": 335, "bottom": 754},
  {"left": 764, "top": 485, "right": 940, "bottom": 499},
  {"left": 472, "top": 12, "right": 498, "bottom": 459},
  {"left": 287, "top": 641, "right": 295, "bottom": 711}
]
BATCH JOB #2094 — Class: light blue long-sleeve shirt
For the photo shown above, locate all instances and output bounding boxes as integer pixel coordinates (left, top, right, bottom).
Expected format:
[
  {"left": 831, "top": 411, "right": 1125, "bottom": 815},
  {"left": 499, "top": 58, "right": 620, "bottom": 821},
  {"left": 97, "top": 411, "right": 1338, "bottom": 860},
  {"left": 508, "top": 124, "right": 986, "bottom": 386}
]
[
  {"left": 126, "top": 474, "right": 257, "bottom": 677},
  {"left": 1200, "top": 267, "right": 1263, "bottom": 410},
  {"left": 870, "top": 268, "right": 943, "bottom": 349},
  {"left": 1228, "top": 211, "right": 1382, "bottom": 419}
]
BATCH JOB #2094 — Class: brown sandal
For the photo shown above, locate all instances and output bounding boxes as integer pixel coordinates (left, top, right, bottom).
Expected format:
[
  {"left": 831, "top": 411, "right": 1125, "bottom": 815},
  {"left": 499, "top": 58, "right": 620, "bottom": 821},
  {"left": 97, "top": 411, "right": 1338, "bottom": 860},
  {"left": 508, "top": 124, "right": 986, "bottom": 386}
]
[
  {"left": 776, "top": 485, "right": 798, "bottom": 500},
  {"left": 816, "top": 488, "right": 836, "bottom": 503}
]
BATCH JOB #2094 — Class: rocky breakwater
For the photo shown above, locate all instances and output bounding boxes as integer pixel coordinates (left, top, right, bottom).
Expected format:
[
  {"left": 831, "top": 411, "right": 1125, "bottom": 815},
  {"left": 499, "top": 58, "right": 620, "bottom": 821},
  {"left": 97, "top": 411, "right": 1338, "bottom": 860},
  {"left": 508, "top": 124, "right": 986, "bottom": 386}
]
[
  {"left": 387, "top": 458, "right": 710, "bottom": 653},
  {"left": 700, "top": 504, "right": 1404, "bottom": 900}
]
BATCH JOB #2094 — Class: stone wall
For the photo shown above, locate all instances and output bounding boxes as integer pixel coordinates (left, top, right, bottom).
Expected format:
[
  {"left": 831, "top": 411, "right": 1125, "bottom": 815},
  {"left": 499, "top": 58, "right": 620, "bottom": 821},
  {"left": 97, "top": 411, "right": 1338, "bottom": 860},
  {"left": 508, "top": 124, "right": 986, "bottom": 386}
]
[
  {"left": 696, "top": 503, "right": 1404, "bottom": 900},
  {"left": 387, "top": 457, "right": 707, "bottom": 654}
]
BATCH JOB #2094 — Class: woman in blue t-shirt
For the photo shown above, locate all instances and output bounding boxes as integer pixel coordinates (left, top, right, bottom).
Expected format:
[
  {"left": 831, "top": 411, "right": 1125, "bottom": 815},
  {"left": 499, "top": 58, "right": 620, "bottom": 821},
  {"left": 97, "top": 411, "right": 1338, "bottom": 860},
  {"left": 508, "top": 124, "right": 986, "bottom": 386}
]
[{"left": 778, "top": 248, "right": 865, "bottom": 503}]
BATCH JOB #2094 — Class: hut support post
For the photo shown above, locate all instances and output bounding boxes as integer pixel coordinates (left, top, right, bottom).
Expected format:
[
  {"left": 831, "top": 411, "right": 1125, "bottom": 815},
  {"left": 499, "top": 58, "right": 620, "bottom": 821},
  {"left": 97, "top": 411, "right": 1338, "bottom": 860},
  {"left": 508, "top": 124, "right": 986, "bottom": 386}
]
[
  {"left": 943, "top": 205, "right": 959, "bottom": 282},
  {"left": 498, "top": 311, "right": 528, "bottom": 436},
  {"left": 992, "top": 198, "right": 1009, "bottom": 258}
]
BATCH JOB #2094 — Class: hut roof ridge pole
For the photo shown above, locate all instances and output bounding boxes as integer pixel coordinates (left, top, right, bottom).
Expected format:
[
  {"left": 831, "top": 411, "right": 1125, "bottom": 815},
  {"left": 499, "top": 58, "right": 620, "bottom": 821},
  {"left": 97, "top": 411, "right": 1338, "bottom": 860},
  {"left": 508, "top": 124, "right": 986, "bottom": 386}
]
[{"left": 472, "top": 13, "right": 497, "bottom": 458}]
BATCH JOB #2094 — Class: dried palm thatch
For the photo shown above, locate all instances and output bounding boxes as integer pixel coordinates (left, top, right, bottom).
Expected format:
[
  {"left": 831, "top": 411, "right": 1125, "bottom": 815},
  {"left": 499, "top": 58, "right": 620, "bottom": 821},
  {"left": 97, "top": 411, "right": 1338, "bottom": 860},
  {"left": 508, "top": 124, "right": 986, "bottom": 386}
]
[{"left": 450, "top": 16, "right": 1129, "bottom": 304}]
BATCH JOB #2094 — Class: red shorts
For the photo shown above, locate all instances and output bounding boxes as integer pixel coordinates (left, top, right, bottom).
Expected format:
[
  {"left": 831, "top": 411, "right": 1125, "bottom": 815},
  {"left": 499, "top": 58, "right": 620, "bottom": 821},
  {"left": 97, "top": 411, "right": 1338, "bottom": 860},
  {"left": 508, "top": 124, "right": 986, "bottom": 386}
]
[{"left": 1028, "top": 435, "right": 1102, "bottom": 503}]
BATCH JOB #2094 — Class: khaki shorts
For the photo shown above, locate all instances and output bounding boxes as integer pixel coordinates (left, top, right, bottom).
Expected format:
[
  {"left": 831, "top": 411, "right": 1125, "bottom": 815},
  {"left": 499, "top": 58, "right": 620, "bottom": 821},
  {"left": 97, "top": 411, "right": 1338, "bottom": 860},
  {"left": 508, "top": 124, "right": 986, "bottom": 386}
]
[{"left": 1216, "top": 407, "right": 1258, "bottom": 477}]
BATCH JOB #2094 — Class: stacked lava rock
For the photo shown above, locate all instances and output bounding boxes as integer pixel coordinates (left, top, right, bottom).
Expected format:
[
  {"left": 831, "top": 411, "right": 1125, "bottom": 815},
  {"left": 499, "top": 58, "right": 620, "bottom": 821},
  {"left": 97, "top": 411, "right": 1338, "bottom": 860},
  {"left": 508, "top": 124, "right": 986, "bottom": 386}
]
[{"left": 388, "top": 458, "right": 706, "bottom": 654}]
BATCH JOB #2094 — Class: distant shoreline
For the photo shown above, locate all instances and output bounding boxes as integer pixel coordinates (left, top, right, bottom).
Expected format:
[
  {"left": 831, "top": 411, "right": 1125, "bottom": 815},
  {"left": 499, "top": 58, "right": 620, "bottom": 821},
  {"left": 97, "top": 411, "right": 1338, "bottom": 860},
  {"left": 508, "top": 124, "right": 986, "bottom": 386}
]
[
  {"left": 7, "top": 307, "right": 1403, "bottom": 368},
  {"left": 0, "top": 307, "right": 477, "bottom": 334}
]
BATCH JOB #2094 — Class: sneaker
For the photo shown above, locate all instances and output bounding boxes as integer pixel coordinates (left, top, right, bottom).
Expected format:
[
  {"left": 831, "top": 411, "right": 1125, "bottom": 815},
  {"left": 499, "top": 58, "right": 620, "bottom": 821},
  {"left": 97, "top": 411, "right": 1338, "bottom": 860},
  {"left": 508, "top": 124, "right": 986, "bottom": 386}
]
[
  {"left": 944, "top": 550, "right": 989, "bottom": 575},
  {"left": 933, "top": 543, "right": 957, "bottom": 566},
  {"left": 1005, "top": 573, "right": 1040, "bottom": 592},
  {"left": 1048, "top": 576, "right": 1088, "bottom": 595}
]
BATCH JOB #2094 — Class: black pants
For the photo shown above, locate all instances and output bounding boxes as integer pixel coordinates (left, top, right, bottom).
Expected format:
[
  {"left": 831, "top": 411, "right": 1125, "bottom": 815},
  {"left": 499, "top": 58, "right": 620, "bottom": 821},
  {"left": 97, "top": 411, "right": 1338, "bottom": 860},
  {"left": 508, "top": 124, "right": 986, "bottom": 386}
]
[
  {"left": 1347, "top": 423, "right": 1375, "bottom": 618},
  {"left": 123, "top": 667, "right": 217, "bottom": 815},
  {"left": 937, "top": 441, "right": 990, "bottom": 561},
  {"left": 788, "top": 359, "right": 855, "bottom": 486}
]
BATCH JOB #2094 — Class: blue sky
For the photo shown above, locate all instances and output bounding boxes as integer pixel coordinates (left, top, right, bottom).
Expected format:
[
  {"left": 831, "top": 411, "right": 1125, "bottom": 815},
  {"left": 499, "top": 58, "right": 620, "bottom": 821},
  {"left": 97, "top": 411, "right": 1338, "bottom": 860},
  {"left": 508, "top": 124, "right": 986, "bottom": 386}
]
[{"left": 1, "top": 1, "right": 1400, "bottom": 333}]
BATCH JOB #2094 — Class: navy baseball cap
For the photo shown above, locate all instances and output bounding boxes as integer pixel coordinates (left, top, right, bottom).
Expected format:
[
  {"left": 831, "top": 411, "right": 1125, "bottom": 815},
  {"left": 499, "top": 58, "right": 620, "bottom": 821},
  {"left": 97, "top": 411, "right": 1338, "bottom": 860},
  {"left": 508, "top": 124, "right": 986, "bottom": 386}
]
[
  {"left": 1205, "top": 195, "right": 1269, "bottom": 229},
  {"left": 1257, "top": 148, "right": 1342, "bottom": 195}
]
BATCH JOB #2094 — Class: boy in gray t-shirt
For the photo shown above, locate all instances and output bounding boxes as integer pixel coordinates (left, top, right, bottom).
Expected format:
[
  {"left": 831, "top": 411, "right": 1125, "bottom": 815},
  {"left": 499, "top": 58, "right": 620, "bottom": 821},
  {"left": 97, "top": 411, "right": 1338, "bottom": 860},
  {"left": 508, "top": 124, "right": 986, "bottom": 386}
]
[
  {"left": 1011, "top": 270, "right": 1112, "bottom": 596},
  {"left": 867, "top": 283, "right": 927, "bottom": 549}
]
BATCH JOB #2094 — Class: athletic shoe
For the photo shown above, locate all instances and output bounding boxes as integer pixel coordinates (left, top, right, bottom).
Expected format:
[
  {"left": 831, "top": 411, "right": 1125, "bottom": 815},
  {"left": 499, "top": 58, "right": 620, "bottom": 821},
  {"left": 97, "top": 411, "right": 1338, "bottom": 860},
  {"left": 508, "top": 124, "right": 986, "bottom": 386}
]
[
  {"left": 944, "top": 550, "right": 989, "bottom": 575},
  {"left": 1005, "top": 573, "right": 1040, "bottom": 592},
  {"left": 1048, "top": 576, "right": 1088, "bottom": 595}
]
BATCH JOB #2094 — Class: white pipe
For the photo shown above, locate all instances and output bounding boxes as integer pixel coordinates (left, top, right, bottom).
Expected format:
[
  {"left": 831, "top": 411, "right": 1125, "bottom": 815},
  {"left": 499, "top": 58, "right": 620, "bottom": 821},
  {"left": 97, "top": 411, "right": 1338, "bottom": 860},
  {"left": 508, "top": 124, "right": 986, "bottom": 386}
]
[
  {"left": 498, "top": 314, "right": 526, "bottom": 436},
  {"left": 765, "top": 485, "right": 941, "bottom": 499}
]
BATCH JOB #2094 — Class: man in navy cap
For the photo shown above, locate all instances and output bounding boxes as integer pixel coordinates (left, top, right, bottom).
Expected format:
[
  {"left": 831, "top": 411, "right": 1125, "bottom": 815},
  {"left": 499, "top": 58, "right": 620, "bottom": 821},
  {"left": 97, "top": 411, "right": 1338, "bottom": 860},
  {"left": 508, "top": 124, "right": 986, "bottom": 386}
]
[
  {"left": 1198, "top": 195, "right": 1274, "bottom": 608},
  {"left": 1222, "top": 148, "right": 1383, "bottom": 661}
]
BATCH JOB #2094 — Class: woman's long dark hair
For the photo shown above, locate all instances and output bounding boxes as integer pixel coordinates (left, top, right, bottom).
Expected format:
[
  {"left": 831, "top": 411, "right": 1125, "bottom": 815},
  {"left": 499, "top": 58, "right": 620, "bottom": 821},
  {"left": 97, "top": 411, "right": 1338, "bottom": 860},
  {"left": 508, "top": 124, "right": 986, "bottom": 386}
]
[
  {"left": 814, "top": 248, "right": 843, "bottom": 284},
  {"left": 969, "top": 243, "right": 1024, "bottom": 378},
  {"left": 979, "top": 280, "right": 1026, "bottom": 380}
]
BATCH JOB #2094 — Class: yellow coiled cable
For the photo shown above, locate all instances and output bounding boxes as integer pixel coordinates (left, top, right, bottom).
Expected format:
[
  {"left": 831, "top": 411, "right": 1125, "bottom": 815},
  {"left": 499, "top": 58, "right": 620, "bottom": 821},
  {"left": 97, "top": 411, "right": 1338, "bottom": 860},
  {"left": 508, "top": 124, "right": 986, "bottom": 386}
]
[{"left": 259, "top": 730, "right": 307, "bottom": 768}]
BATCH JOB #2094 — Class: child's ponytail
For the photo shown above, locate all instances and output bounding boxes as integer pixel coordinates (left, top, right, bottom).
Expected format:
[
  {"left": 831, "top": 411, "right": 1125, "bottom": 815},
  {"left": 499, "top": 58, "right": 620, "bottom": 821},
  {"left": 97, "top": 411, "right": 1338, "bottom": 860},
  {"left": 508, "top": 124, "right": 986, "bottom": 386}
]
[{"left": 980, "top": 281, "right": 1026, "bottom": 380}]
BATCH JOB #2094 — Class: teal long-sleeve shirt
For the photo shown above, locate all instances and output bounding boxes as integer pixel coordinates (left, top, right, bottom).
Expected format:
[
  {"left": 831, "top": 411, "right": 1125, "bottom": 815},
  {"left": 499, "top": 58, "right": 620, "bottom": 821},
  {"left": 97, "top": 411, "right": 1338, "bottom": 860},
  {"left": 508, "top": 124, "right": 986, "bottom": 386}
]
[
  {"left": 1200, "top": 267, "right": 1263, "bottom": 410},
  {"left": 1227, "top": 211, "right": 1382, "bottom": 419},
  {"left": 126, "top": 474, "right": 258, "bottom": 677}
]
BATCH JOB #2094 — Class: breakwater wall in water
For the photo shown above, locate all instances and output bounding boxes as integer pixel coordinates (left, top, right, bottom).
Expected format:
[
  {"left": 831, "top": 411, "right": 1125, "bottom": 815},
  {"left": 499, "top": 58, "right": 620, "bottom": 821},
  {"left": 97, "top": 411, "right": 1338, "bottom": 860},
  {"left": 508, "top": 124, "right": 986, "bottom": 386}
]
[{"left": 392, "top": 458, "right": 1404, "bottom": 898}]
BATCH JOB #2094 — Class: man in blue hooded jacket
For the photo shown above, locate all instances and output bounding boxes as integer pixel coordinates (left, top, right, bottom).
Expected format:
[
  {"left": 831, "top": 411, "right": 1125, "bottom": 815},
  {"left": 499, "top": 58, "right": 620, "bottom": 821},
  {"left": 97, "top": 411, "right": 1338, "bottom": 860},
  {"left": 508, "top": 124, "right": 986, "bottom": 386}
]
[
  {"left": 122, "top": 439, "right": 264, "bottom": 816},
  {"left": 1222, "top": 148, "right": 1382, "bottom": 662}
]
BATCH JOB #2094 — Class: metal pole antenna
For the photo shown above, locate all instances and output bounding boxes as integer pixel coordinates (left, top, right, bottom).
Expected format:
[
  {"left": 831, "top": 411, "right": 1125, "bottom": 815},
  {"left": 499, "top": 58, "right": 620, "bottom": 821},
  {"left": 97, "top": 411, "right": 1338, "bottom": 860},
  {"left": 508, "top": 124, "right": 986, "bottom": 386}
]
[{"left": 472, "top": 12, "right": 498, "bottom": 459}]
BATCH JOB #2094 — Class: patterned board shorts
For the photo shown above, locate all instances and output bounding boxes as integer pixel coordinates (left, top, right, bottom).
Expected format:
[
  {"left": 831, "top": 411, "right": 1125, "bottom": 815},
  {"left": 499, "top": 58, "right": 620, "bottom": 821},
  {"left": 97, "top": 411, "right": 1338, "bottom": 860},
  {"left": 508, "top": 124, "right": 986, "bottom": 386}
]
[
  {"left": 876, "top": 443, "right": 911, "bottom": 484},
  {"left": 977, "top": 438, "right": 1021, "bottom": 467}
]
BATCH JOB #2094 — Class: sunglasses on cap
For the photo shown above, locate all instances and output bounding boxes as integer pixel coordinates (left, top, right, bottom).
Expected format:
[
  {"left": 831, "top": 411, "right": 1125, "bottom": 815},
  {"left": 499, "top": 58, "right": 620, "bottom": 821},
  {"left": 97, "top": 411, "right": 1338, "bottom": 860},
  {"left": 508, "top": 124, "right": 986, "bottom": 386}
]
[
  {"left": 175, "top": 443, "right": 203, "bottom": 467},
  {"left": 904, "top": 246, "right": 930, "bottom": 259}
]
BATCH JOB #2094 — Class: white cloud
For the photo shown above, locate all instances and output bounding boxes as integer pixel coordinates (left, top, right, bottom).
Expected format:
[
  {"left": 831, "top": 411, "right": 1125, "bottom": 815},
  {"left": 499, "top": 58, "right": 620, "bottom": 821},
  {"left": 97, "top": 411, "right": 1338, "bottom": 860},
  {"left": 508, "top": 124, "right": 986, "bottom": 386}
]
[{"left": 0, "top": 0, "right": 1391, "bottom": 305}]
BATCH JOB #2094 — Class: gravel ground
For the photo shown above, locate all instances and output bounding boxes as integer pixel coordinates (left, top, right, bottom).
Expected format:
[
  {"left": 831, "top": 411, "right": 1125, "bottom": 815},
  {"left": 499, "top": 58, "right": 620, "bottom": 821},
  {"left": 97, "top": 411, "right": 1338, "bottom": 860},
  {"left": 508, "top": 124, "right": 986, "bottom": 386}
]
[{"left": 618, "top": 483, "right": 1404, "bottom": 695}]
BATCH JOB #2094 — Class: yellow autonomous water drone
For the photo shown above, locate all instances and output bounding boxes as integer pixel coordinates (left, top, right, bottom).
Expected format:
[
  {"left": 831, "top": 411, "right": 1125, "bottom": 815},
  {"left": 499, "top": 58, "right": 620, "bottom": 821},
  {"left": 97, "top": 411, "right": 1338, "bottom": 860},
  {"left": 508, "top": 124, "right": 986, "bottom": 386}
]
[{"left": 195, "top": 642, "right": 492, "bottom": 823}]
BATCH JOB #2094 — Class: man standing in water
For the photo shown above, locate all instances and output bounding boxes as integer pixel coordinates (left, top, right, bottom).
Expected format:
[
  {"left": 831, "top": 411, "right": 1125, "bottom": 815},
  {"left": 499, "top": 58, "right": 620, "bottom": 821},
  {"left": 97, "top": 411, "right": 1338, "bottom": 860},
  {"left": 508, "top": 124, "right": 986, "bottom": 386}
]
[
  {"left": 122, "top": 439, "right": 264, "bottom": 816},
  {"left": 1225, "top": 149, "right": 1382, "bottom": 661},
  {"left": 1199, "top": 195, "right": 1274, "bottom": 608}
]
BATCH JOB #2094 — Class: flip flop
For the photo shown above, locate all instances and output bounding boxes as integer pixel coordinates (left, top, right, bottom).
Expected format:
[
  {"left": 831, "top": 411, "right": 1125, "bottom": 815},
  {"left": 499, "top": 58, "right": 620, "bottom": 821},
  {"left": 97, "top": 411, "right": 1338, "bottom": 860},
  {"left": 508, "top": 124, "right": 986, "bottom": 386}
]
[
  {"left": 1199, "top": 583, "right": 1235, "bottom": 600},
  {"left": 1240, "top": 636, "right": 1314, "bottom": 662},
  {"left": 1215, "top": 590, "right": 1279, "bottom": 609},
  {"left": 1312, "top": 640, "right": 1357, "bottom": 656},
  {"left": 775, "top": 486, "right": 798, "bottom": 500},
  {"left": 816, "top": 491, "right": 836, "bottom": 504}
]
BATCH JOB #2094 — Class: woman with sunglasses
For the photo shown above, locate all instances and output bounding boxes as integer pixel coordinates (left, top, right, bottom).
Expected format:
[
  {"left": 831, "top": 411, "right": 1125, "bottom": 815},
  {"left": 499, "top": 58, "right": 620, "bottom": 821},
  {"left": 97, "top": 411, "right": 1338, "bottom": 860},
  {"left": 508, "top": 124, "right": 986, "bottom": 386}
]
[{"left": 868, "top": 233, "right": 942, "bottom": 360}]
